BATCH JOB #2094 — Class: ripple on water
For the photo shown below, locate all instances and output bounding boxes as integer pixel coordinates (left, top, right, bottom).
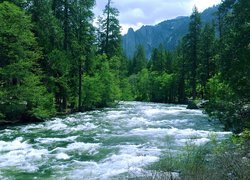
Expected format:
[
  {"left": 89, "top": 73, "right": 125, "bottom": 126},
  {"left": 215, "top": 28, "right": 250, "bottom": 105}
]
[
  {"left": 66, "top": 142, "right": 100, "bottom": 154},
  {"left": 0, "top": 144, "right": 48, "bottom": 172},
  {"left": 67, "top": 153, "right": 159, "bottom": 180},
  {"left": 36, "top": 136, "right": 78, "bottom": 144},
  {"left": 45, "top": 119, "right": 68, "bottom": 131},
  {"left": 68, "top": 122, "right": 98, "bottom": 132},
  {"left": 50, "top": 142, "right": 101, "bottom": 156},
  {"left": 143, "top": 107, "right": 194, "bottom": 117},
  {"left": 0, "top": 137, "right": 29, "bottom": 152},
  {"left": 130, "top": 127, "right": 170, "bottom": 137}
]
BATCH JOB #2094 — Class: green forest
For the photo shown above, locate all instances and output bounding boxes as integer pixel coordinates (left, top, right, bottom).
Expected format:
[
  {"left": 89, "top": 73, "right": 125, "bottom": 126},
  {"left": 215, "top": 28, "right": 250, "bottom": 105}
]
[{"left": 0, "top": 0, "right": 249, "bottom": 133}]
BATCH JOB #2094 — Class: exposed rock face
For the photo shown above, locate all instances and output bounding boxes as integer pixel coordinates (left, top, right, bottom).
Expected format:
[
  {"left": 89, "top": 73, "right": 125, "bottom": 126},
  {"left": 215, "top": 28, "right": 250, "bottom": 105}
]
[
  {"left": 122, "top": 6, "right": 218, "bottom": 59},
  {"left": 123, "top": 17, "right": 189, "bottom": 58}
]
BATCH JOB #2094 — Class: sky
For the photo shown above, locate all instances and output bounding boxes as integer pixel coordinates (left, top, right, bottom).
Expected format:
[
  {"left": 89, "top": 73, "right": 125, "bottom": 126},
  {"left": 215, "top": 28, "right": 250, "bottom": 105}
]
[{"left": 94, "top": 0, "right": 222, "bottom": 35}]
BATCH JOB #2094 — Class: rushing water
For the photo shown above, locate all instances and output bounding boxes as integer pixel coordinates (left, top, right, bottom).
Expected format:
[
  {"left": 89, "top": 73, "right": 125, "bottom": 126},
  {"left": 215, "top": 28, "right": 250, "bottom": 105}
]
[{"left": 0, "top": 102, "right": 231, "bottom": 179}]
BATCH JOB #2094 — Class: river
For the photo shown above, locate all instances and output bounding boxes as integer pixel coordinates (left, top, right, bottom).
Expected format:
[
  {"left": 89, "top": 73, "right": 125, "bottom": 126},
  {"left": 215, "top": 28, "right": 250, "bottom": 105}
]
[{"left": 0, "top": 101, "right": 231, "bottom": 179}]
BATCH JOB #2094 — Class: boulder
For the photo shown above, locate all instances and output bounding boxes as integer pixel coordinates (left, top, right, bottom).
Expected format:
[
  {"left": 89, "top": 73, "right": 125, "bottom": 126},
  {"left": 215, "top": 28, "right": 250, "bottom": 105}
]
[
  {"left": 197, "top": 100, "right": 209, "bottom": 108},
  {"left": 187, "top": 101, "right": 199, "bottom": 109}
]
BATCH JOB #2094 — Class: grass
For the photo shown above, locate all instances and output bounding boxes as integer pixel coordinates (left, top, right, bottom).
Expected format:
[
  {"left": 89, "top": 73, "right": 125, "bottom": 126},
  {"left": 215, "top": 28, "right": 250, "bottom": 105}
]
[{"left": 128, "top": 131, "right": 250, "bottom": 180}]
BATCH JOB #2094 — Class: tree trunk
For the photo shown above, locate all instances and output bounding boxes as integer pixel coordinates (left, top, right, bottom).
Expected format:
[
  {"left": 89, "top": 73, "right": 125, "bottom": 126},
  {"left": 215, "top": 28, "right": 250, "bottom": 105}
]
[
  {"left": 78, "top": 59, "right": 82, "bottom": 111},
  {"left": 105, "top": 0, "right": 111, "bottom": 55}
]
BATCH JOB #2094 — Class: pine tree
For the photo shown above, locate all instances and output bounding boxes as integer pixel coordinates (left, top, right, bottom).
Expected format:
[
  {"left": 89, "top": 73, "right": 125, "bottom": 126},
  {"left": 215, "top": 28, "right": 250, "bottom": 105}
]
[
  {"left": 150, "top": 48, "right": 160, "bottom": 72},
  {"left": 28, "top": 0, "right": 70, "bottom": 112},
  {"left": 97, "top": 0, "right": 122, "bottom": 58},
  {"left": 70, "top": 0, "right": 95, "bottom": 111},
  {"left": 186, "top": 6, "right": 201, "bottom": 99},
  {"left": 218, "top": 0, "right": 250, "bottom": 99},
  {"left": 132, "top": 45, "right": 147, "bottom": 74},
  {"left": 150, "top": 44, "right": 169, "bottom": 73},
  {"left": 176, "top": 38, "right": 189, "bottom": 103},
  {"left": 198, "top": 23, "right": 216, "bottom": 98}
]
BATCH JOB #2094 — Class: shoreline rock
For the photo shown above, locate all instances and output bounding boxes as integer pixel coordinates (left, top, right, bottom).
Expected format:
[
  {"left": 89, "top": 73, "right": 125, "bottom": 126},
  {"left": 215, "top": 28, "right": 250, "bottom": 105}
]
[{"left": 187, "top": 101, "right": 199, "bottom": 109}]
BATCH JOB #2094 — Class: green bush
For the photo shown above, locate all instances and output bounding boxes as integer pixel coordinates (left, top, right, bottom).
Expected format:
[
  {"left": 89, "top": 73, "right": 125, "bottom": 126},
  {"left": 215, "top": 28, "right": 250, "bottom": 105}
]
[
  {"left": 0, "top": 112, "right": 5, "bottom": 122},
  {"left": 82, "top": 55, "right": 121, "bottom": 110},
  {"left": 205, "top": 74, "right": 247, "bottom": 133},
  {"left": 148, "top": 136, "right": 250, "bottom": 180},
  {"left": 0, "top": 102, "right": 26, "bottom": 121}
]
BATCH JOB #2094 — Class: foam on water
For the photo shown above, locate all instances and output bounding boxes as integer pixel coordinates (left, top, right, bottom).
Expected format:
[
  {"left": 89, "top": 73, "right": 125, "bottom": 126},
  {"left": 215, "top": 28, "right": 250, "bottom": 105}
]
[
  {"left": 56, "top": 153, "right": 70, "bottom": 160},
  {"left": 45, "top": 119, "right": 68, "bottom": 131},
  {"left": 0, "top": 101, "right": 231, "bottom": 179},
  {"left": 36, "top": 136, "right": 78, "bottom": 144},
  {"left": 0, "top": 147, "right": 48, "bottom": 172},
  {"left": 130, "top": 127, "right": 170, "bottom": 136},
  {"left": 101, "top": 154, "right": 158, "bottom": 177},
  {"left": 49, "top": 142, "right": 100, "bottom": 157},
  {"left": 106, "top": 111, "right": 126, "bottom": 120},
  {"left": 0, "top": 138, "right": 29, "bottom": 152},
  {"left": 21, "top": 124, "right": 45, "bottom": 132},
  {"left": 126, "top": 117, "right": 151, "bottom": 127},
  {"left": 69, "top": 122, "right": 98, "bottom": 131},
  {"left": 66, "top": 142, "right": 100, "bottom": 154},
  {"left": 144, "top": 108, "right": 165, "bottom": 116},
  {"left": 68, "top": 153, "right": 159, "bottom": 179}
]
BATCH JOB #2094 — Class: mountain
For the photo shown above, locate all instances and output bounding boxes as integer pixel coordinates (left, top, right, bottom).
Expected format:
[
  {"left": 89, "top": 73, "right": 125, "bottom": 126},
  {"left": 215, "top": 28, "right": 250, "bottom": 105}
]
[{"left": 122, "top": 6, "right": 219, "bottom": 59}]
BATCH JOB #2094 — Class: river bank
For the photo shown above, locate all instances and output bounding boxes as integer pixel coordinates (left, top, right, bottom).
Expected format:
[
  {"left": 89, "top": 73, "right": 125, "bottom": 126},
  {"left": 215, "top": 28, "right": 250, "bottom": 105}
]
[
  {"left": 147, "top": 131, "right": 250, "bottom": 179},
  {"left": 0, "top": 99, "right": 206, "bottom": 129}
]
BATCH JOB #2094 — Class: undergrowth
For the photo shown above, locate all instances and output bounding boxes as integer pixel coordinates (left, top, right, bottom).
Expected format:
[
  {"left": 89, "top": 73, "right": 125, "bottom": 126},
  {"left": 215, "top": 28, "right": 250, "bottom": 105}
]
[{"left": 128, "top": 130, "right": 250, "bottom": 180}]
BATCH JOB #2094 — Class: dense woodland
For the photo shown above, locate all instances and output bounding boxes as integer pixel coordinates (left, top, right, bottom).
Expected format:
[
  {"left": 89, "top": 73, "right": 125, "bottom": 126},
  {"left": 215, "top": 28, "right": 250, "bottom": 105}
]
[{"left": 0, "top": 0, "right": 249, "bottom": 133}]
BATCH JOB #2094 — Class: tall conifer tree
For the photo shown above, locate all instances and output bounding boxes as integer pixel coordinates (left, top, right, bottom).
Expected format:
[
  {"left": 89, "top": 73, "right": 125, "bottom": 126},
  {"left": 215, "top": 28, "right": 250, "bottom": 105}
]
[
  {"left": 97, "top": 0, "right": 122, "bottom": 58},
  {"left": 186, "top": 6, "right": 201, "bottom": 99}
]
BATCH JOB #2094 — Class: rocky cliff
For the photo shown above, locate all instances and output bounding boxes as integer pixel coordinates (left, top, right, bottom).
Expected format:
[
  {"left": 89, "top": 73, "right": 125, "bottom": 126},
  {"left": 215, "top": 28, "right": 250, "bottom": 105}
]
[{"left": 122, "top": 6, "right": 218, "bottom": 59}]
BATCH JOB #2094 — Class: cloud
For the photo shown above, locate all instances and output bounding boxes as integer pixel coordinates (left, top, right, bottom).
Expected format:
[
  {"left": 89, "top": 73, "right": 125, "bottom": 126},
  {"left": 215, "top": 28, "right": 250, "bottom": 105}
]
[
  {"left": 121, "top": 22, "right": 144, "bottom": 35},
  {"left": 94, "top": 0, "right": 222, "bottom": 34}
]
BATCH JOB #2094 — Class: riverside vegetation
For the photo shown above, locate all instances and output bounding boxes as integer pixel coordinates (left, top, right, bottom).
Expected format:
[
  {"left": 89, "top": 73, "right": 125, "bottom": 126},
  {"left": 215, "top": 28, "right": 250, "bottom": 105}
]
[{"left": 0, "top": 0, "right": 249, "bottom": 178}]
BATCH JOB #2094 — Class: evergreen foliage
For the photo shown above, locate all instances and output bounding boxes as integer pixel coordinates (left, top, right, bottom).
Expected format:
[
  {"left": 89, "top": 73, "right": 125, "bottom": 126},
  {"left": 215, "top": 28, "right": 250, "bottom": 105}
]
[
  {"left": 97, "top": 0, "right": 122, "bottom": 58},
  {"left": 185, "top": 6, "right": 201, "bottom": 99},
  {"left": 0, "top": 0, "right": 249, "bottom": 132},
  {"left": 0, "top": 2, "right": 55, "bottom": 120}
]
